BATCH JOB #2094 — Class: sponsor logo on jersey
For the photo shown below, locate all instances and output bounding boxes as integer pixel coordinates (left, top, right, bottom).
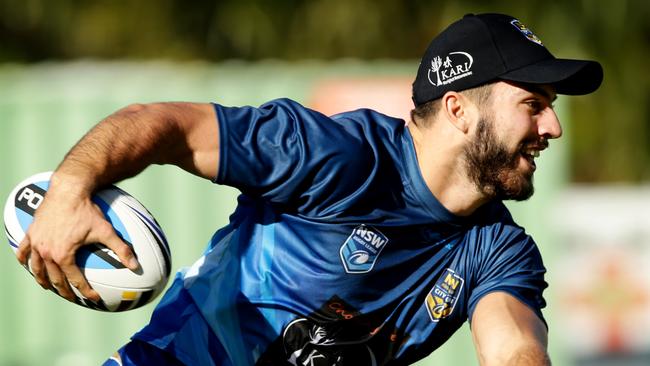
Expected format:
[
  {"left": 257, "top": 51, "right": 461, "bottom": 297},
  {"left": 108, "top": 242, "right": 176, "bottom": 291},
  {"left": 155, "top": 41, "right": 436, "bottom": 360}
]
[
  {"left": 280, "top": 297, "right": 378, "bottom": 365},
  {"left": 425, "top": 268, "right": 464, "bottom": 322},
  {"left": 340, "top": 225, "right": 389, "bottom": 274},
  {"left": 427, "top": 51, "right": 474, "bottom": 87},
  {"left": 257, "top": 296, "right": 410, "bottom": 364},
  {"left": 282, "top": 318, "right": 378, "bottom": 366},
  {"left": 510, "top": 19, "right": 544, "bottom": 46}
]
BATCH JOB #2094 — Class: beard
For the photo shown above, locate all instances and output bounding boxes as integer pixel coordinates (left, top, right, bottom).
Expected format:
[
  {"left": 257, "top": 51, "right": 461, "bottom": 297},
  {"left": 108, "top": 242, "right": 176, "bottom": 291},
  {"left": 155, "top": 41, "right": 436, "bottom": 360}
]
[{"left": 463, "top": 116, "right": 535, "bottom": 201}]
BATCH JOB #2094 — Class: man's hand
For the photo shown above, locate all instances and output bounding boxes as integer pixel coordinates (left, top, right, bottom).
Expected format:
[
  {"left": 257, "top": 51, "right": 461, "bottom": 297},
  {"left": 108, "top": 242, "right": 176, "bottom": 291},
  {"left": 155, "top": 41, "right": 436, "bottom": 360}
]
[
  {"left": 15, "top": 175, "right": 139, "bottom": 303},
  {"left": 471, "top": 292, "right": 550, "bottom": 366}
]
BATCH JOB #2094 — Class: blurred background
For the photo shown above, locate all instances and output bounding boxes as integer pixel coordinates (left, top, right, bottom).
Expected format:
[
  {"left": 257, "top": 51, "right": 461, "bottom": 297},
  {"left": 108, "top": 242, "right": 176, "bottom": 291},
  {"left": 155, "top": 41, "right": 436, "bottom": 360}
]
[{"left": 0, "top": 0, "right": 648, "bottom": 365}]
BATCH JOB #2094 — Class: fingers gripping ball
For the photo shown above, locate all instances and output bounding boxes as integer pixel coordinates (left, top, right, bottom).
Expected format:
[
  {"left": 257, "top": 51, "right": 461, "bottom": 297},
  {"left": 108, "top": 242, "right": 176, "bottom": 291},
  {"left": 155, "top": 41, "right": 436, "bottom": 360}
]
[{"left": 4, "top": 172, "right": 171, "bottom": 312}]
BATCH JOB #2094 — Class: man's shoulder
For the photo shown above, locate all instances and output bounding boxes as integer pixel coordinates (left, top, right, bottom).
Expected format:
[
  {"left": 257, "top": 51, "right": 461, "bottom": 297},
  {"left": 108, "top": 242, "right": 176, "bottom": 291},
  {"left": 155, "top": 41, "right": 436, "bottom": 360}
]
[
  {"left": 259, "top": 98, "right": 406, "bottom": 130},
  {"left": 468, "top": 200, "right": 533, "bottom": 246},
  {"left": 330, "top": 107, "right": 407, "bottom": 129}
]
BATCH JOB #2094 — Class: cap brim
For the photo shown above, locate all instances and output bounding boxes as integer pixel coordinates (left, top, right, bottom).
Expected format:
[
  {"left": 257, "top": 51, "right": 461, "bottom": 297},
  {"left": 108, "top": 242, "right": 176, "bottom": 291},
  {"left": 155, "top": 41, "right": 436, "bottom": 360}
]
[{"left": 500, "top": 58, "right": 603, "bottom": 95}]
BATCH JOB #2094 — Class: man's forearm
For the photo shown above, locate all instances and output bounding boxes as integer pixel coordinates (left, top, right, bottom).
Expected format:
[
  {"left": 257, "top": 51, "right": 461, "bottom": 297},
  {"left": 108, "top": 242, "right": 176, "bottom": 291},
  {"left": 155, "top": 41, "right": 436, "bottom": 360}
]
[
  {"left": 477, "top": 339, "right": 550, "bottom": 366},
  {"left": 54, "top": 103, "right": 184, "bottom": 194},
  {"left": 496, "top": 344, "right": 551, "bottom": 366}
]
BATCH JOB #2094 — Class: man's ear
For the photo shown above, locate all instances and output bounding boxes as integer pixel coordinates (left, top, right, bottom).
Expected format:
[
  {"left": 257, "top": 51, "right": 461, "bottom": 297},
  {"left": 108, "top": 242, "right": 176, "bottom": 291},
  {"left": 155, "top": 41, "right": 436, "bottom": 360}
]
[{"left": 441, "top": 91, "right": 473, "bottom": 133}]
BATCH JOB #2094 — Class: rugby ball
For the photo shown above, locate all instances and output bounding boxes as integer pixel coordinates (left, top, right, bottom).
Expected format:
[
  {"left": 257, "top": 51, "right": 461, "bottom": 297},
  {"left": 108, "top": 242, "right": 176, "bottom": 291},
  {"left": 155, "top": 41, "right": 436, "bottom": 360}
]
[{"left": 4, "top": 172, "right": 171, "bottom": 312}]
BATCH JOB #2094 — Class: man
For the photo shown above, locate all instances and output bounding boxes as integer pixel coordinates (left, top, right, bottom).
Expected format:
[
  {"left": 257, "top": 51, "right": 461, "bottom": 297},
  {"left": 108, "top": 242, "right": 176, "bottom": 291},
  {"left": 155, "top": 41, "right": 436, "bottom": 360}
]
[{"left": 17, "top": 13, "right": 602, "bottom": 365}]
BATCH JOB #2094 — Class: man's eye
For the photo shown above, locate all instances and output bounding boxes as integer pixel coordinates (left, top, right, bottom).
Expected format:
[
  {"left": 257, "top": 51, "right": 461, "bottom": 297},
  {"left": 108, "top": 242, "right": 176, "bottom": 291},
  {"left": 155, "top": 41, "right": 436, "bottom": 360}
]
[{"left": 526, "top": 101, "right": 543, "bottom": 113}]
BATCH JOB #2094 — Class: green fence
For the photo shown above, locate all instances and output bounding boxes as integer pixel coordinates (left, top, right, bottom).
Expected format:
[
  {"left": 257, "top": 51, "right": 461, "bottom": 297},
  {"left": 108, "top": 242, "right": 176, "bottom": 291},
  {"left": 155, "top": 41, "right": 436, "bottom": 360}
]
[{"left": 0, "top": 61, "right": 567, "bottom": 365}]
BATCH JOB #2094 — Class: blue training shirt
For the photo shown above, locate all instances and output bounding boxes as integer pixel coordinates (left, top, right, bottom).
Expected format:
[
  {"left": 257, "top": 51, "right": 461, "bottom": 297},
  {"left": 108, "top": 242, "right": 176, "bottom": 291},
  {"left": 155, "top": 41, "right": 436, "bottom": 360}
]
[{"left": 134, "top": 98, "right": 547, "bottom": 365}]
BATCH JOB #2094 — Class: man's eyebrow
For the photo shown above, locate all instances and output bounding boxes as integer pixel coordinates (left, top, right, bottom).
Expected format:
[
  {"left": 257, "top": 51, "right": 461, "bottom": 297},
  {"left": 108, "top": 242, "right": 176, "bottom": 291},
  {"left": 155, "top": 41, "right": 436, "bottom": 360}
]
[{"left": 522, "top": 84, "right": 557, "bottom": 102}]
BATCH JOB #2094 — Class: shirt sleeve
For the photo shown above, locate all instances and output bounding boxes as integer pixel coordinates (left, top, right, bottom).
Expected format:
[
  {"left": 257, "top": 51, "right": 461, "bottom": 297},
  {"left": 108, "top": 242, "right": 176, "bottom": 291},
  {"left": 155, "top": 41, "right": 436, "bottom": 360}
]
[
  {"left": 467, "top": 223, "right": 548, "bottom": 325},
  {"left": 213, "top": 98, "right": 376, "bottom": 212}
]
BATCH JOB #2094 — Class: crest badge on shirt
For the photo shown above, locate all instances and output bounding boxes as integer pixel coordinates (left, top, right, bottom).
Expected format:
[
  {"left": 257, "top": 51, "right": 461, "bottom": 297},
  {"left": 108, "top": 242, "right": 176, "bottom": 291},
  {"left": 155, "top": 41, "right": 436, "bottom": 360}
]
[
  {"left": 425, "top": 268, "right": 464, "bottom": 322},
  {"left": 340, "top": 225, "right": 389, "bottom": 274}
]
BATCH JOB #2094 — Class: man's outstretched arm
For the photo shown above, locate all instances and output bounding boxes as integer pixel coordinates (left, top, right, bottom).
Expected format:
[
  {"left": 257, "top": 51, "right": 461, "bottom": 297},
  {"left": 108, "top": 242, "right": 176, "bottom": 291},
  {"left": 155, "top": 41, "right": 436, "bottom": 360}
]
[
  {"left": 16, "top": 102, "right": 219, "bottom": 302},
  {"left": 471, "top": 291, "right": 550, "bottom": 366}
]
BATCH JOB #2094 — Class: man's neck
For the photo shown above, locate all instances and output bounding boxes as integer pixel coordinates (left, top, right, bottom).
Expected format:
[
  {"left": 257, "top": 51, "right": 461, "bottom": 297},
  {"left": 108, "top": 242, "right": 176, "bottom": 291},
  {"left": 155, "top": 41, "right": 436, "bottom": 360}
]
[{"left": 407, "top": 122, "right": 490, "bottom": 217}]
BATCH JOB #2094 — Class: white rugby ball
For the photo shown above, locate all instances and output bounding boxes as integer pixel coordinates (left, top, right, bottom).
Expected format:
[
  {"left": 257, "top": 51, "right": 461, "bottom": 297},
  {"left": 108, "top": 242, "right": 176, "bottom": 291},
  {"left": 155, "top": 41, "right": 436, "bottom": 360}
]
[{"left": 4, "top": 172, "right": 171, "bottom": 312}]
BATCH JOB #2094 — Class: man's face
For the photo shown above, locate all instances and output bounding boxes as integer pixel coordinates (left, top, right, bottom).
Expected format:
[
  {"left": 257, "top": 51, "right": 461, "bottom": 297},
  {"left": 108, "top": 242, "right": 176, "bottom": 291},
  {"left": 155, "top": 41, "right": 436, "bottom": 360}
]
[{"left": 463, "top": 81, "right": 560, "bottom": 201}]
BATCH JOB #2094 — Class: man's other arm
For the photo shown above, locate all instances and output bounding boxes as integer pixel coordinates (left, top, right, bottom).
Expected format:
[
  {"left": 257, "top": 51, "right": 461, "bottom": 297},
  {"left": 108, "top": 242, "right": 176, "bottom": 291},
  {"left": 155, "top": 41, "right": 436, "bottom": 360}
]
[
  {"left": 17, "top": 102, "right": 219, "bottom": 301},
  {"left": 471, "top": 291, "right": 550, "bottom": 366}
]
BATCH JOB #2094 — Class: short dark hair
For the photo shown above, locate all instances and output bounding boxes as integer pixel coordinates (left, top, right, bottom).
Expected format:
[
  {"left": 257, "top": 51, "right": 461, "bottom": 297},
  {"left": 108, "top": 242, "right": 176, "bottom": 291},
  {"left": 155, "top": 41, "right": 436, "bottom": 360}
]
[{"left": 409, "top": 83, "right": 494, "bottom": 127}]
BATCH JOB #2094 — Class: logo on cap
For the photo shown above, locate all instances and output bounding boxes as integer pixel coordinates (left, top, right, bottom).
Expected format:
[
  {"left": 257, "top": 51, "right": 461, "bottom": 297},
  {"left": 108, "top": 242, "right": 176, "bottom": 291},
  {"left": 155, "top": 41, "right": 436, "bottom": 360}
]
[
  {"left": 510, "top": 19, "right": 543, "bottom": 46},
  {"left": 427, "top": 51, "right": 474, "bottom": 87}
]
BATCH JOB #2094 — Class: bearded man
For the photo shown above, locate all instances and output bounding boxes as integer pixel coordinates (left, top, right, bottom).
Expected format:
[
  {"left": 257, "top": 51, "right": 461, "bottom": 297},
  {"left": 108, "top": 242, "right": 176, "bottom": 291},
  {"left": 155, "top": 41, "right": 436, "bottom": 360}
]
[{"left": 19, "top": 13, "right": 602, "bottom": 366}]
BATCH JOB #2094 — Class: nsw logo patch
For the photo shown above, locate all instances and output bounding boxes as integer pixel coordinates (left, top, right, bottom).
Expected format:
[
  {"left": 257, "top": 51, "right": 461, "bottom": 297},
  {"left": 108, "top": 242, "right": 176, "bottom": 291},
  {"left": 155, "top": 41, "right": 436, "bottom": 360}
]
[
  {"left": 425, "top": 268, "right": 464, "bottom": 322},
  {"left": 340, "top": 225, "right": 388, "bottom": 274}
]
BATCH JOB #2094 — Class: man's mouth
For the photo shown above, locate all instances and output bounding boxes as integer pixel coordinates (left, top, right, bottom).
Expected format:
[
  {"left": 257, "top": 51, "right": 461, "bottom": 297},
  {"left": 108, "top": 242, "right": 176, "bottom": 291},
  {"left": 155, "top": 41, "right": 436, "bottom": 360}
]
[
  {"left": 520, "top": 145, "right": 545, "bottom": 170},
  {"left": 522, "top": 146, "right": 541, "bottom": 158}
]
